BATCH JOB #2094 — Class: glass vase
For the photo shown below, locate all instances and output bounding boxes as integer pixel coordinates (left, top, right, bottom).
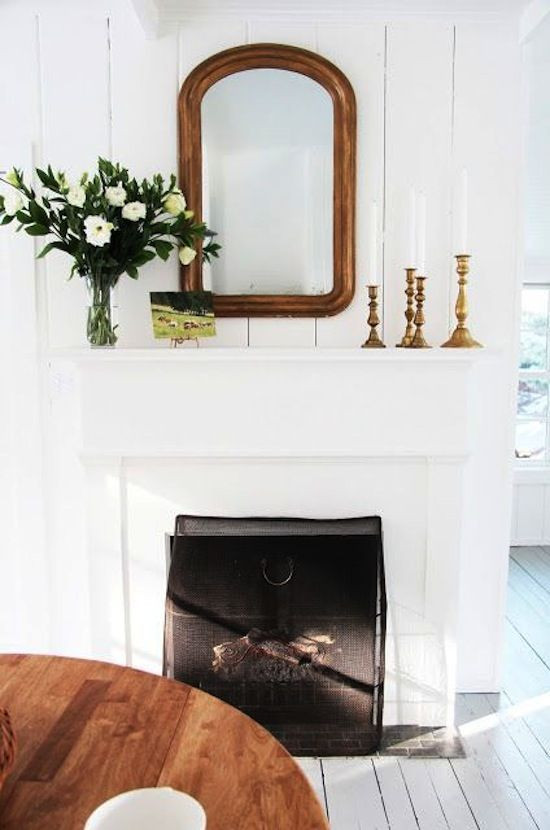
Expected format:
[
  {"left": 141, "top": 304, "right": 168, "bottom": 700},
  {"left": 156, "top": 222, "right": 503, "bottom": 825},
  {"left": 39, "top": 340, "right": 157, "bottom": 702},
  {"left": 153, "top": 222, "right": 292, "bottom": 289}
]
[{"left": 86, "top": 279, "right": 118, "bottom": 347}]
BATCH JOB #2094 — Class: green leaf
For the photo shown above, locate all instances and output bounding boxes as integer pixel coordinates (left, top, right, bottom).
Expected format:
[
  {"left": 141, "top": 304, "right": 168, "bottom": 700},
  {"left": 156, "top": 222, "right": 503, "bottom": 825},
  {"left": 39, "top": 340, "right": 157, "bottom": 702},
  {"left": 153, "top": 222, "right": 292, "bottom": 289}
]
[
  {"left": 126, "top": 265, "right": 138, "bottom": 279},
  {"left": 36, "top": 241, "right": 66, "bottom": 258},
  {"left": 29, "top": 200, "right": 49, "bottom": 226},
  {"left": 151, "top": 240, "right": 172, "bottom": 261},
  {"left": 16, "top": 211, "right": 32, "bottom": 224},
  {"left": 25, "top": 224, "right": 49, "bottom": 236},
  {"left": 1, "top": 215, "right": 14, "bottom": 225},
  {"left": 36, "top": 168, "right": 51, "bottom": 187},
  {"left": 131, "top": 250, "right": 156, "bottom": 268}
]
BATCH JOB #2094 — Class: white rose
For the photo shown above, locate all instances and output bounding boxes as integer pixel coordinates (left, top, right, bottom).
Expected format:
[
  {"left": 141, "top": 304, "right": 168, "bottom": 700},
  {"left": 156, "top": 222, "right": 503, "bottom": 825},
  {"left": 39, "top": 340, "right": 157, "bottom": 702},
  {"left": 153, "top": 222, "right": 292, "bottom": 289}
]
[
  {"left": 67, "top": 185, "right": 86, "bottom": 208},
  {"left": 5, "top": 169, "right": 20, "bottom": 187},
  {"left": 4, "top": 191, "right": 24, "bottom": 216},
  {"left": 163, "top": 190, "right": 187, "bottom": 216},
  {"left": 178, "top": 245, "right": 197, "bottom": 266},
  {"left": 105, "top": 184, "right": 127, "bottom": 207},
  {"left": 122, "top": 201, "right": 146, "bottom": 222},
  {"left": 84, "top": 215, "right": 114, "bottom": 247}
]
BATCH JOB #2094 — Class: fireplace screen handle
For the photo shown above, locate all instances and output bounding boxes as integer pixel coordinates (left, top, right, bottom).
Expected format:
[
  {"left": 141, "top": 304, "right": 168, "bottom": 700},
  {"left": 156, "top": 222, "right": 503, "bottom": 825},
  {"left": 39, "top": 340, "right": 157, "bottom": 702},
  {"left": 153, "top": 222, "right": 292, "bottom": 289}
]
[{"left": 261, "top": 556, "right": 294, "bottom": 586}]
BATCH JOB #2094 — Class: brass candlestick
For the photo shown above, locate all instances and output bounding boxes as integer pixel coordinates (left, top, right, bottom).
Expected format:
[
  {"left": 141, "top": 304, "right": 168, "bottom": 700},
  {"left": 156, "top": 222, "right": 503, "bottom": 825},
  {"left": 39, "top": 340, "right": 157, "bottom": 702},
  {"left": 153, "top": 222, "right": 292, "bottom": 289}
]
[
  {"left": 442, "top": 254, "right": 482, "bottom": 348},
  {"left": 409, "top": 276, "right": 431, "bottom": 348},
  {"left": 396, "top": 267, "right": 417, "bottom": 347},
  {"left": 361, "top": 285, "right": 386, "bottom": 348}
]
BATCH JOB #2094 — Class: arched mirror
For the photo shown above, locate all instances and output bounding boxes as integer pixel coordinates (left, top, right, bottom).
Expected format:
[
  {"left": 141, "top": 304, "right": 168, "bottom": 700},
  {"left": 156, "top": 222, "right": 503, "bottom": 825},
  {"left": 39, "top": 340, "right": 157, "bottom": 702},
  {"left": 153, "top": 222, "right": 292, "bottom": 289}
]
[{"left": 179, "top": 44, "right": 356, "bottom": 317}]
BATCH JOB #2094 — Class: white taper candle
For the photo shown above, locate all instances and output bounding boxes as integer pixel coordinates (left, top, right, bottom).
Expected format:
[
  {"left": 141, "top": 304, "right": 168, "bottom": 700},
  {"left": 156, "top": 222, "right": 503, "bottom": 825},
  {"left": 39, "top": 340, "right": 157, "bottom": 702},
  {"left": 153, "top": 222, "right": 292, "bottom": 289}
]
[
  {"left": 416, "top": 192, "right": 427, "bottom": 274},
  {"left": 367, "top": 201, "right": 379, "bottom": 285},
  {"left": 457, "top": 168, "right": 468, "bottom": 254},
  {"left": 408, "top": 187, "right": 416, "bottom": 267}
]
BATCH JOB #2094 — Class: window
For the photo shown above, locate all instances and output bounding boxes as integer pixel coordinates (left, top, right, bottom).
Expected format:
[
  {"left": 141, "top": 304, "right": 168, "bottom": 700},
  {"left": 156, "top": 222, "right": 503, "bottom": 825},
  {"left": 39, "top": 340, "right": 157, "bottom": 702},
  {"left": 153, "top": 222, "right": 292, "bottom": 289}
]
[{"left": 517, "top": 285, "right": 550, "bottom": 461}]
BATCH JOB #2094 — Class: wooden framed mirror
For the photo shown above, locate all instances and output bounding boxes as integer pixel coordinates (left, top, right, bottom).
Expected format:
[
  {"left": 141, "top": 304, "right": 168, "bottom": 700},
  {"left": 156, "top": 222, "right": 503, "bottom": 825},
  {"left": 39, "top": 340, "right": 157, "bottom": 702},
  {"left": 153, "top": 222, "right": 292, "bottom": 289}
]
[{"left": 179, "top": 43, "right": 356, "bottom": 317}]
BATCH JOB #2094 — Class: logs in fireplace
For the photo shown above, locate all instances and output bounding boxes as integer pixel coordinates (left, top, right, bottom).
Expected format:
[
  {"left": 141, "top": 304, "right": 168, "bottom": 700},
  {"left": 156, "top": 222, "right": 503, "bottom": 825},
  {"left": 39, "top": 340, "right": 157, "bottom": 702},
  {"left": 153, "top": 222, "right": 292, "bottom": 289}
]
[{"left": 164, "top": 515, "right": 386, "bottom": 755}]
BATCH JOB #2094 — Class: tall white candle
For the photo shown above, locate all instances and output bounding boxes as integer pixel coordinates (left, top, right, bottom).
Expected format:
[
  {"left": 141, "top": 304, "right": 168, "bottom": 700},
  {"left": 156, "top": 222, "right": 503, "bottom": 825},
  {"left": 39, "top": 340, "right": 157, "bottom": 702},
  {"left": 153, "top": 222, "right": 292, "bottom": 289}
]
[
  {"left": 416, "top": 192, "right": 427, "bottom": 274},
  {"left": 408, "top": 187, "right": 416, "bottom": 267},
  {"left": 367, "top": 201, "right": 379, "bottom": 285},
  {"left": 457, "top": 168, "right": 468, "bottom": 254}
]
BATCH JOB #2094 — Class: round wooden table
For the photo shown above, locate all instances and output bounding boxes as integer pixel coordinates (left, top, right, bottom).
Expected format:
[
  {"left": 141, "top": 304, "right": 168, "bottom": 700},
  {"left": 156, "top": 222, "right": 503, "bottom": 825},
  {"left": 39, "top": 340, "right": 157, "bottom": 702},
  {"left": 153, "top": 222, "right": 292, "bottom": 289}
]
[{"left": 0, "top": 655, "right": 328, "bottom": 830}]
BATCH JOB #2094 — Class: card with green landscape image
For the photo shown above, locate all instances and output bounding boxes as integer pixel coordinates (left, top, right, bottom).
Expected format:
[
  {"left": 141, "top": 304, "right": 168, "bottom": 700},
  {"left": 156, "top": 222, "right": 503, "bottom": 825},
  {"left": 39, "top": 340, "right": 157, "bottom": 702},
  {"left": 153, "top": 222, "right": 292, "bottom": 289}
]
[{"left": 150, "top": 291, "right": 216, "bottom": 340}]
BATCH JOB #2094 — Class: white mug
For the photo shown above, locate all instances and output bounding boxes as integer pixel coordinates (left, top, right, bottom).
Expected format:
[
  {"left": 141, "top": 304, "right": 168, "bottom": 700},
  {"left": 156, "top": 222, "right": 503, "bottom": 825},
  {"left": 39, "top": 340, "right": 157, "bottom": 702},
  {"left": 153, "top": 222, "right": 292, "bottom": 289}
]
[{"left": 84, "top": 787, "right": 206, "bottom": 830}]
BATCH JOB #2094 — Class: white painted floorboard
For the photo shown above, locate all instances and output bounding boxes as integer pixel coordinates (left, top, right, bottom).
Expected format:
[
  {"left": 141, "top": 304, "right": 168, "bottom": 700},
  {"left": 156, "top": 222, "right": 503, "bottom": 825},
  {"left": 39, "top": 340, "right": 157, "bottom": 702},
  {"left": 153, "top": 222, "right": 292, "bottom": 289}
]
[{"left": 298, "top": 546, "right": 550, "bottom": 829}]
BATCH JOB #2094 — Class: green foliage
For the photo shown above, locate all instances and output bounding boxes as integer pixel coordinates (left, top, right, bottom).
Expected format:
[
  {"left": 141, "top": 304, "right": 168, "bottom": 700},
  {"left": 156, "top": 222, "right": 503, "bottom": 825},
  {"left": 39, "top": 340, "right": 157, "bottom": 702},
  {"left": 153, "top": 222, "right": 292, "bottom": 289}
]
[{"left": 0, "top": 158, "right": 221, "bottom": 290}]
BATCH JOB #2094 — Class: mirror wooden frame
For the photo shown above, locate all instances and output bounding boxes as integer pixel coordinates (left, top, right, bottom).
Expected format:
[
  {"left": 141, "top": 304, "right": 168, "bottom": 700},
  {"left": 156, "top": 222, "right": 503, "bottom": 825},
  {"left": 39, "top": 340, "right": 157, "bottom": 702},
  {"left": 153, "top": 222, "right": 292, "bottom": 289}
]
[{"left": 179, "top": 43, "right": 356, "bottom": 317}]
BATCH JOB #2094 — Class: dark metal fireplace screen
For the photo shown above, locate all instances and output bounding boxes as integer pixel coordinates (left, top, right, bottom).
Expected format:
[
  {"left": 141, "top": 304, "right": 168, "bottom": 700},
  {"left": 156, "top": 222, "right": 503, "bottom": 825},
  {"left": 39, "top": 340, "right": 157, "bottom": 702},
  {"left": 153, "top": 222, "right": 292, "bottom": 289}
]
[{"left": 164, "top": 515, "right": 386, "bottom": 755}]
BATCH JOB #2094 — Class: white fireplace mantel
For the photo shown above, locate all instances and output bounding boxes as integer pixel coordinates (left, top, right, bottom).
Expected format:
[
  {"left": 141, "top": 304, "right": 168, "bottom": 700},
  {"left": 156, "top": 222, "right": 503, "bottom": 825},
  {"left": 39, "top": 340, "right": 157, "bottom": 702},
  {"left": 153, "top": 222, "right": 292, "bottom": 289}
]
[
  {"left": 48, "top": 346, "right": 491, "bottom": 362},
  {"left": 46, "top": 345, "right": 511, "bottom": 726},
  {"left": 49, "top": 347, "right": 495, "bottom": 458}
]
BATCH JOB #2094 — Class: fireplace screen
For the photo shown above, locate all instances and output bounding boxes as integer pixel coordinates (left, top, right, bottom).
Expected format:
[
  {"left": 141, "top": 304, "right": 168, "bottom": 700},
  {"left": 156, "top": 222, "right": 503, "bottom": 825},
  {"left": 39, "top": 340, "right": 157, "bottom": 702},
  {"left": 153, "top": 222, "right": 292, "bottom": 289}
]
[{"left": 164, "top": 516, "right": 386, "bottom": 755}]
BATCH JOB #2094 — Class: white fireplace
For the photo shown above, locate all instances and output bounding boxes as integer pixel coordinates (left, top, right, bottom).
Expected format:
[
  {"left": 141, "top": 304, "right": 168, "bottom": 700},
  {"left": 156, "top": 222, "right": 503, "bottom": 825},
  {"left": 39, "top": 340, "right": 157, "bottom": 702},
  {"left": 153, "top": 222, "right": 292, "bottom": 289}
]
[{"left": 46, "top": 346, "right": 511, "bottom": 726}]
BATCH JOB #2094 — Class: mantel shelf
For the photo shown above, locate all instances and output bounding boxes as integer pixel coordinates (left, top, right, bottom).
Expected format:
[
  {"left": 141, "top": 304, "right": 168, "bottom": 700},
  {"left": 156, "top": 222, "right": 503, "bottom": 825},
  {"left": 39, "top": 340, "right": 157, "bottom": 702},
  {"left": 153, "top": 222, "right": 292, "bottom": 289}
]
[{"left": 48, "top": 346, "right": 497, "bottom": 364}]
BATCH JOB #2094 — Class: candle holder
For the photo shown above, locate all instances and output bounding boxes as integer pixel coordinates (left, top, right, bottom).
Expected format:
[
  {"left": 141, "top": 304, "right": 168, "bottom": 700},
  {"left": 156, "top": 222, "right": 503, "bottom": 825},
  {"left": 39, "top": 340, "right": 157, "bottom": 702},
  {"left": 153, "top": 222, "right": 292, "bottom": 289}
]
[
  {"left": 408, "top": 276, "right": 431, "bottom": 349},
  {"left": 396, "top": 267, "right": 417, "bottom": 347},
  {"left": 361, "top": 285, "right": 386, "bottom": 349},
  {"left": 441, "top": 254, "right": 482, "bottom": 348}
]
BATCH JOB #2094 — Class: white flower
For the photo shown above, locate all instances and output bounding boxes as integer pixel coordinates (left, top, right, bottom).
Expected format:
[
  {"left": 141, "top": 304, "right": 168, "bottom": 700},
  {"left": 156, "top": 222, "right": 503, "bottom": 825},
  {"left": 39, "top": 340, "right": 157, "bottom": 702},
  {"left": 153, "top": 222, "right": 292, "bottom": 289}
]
[
  {"left": 84, "top": 215, "right": 114, "bottom": 247},
  {"left": 163, "top": 190, "right": 186, "bottom": 216},
  {"left": 5, "top": 169, "right": 20, "bottom": 187},
  {"left": 4, "top": 191, "right": 24, "bottom": 216},
  {"left": 67, "top": 185, "right": 86, "bottom": 208},
  {"left": 105, "top": 184, "right": 127, "bottom": 207},
  {"left": 122, "top": 201, "right": 146, "bottom": 222},
  {"left": 179, "top": 245, "right": 197, "bottom": 266}
]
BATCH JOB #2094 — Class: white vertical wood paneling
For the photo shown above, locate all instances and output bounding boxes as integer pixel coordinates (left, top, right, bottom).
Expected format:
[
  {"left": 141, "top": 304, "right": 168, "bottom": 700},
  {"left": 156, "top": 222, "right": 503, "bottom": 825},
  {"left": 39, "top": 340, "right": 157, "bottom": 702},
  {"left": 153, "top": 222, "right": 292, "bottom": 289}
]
[
  {"left": 315, "top": 22, "right": 386, "bottom": 348},
  {"left": 39, "top": 11, "right": 111, "bottom": 349},
  {"left": 246, "top": 20, "right": 317, "bottom": 347},
  {"left": 0, "top": 9, "right": 50, "bottom": 653},
  {"left": 109, "top": 6, "right": 180, "bottom": 347},
  {"left": 247, "top": 318, "right": 317, "bottom": 347},
  {"left": 513, "top": 481, "right": 547, "bottom": 544},
  {"left": 247, "top": 21, "right": 316, "bottom": 50},
  {"left": 37, "top": 11, "right": 112, "bottom": 654},
  {"left": 518, "top": 484, "right": 545, "bottom": 542},
  {"left": 452, "top": 21, "right": 520, "bottom": 690},
  {"left": 452, "top": 19, "right": 521, "bottom": 349},
  {"left": 178, "top": 20, "right": 249, "bottom": 347},
  {"left": 18, "top": 9, "right": 518, "bottom": 356},
  {"left": 384, "top": 22, "right": 454, "bottom": 348}
]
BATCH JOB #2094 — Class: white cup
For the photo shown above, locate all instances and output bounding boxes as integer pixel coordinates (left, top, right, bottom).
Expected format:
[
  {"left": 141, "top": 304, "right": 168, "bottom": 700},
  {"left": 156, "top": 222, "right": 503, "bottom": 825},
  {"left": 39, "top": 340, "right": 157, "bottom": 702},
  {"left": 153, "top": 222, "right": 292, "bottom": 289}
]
[{"left": 84, "top": 787, "right": 207, "bottom": 830}]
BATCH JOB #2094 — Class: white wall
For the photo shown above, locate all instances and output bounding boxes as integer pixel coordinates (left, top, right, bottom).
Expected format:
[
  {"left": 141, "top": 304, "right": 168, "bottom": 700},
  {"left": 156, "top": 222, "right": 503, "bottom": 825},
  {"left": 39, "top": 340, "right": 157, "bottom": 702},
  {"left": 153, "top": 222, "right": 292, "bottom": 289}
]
[
  {"left": 0, "top": 0, "right": 521, "bottom": 696},
  {"left": 511, "top": 10, "right": 550, "bottom": 546},
  {"left": 0, "top": 0, "right": 520, "bottom": 352}
]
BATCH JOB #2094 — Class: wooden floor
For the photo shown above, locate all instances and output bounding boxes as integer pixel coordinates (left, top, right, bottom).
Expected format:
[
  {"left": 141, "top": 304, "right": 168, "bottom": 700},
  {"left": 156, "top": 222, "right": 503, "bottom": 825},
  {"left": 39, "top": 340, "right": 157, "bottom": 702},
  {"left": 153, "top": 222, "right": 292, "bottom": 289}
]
[{"left": 298, "top": 546, "right": 550, "bottom": 829}]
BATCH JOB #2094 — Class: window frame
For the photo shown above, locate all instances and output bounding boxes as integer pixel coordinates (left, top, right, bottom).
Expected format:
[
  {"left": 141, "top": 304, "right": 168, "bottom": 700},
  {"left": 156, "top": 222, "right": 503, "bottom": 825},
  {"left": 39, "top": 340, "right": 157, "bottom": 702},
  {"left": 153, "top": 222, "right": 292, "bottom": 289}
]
[{"left": 517, "top": 283, "right": 550, "bottom": 465}]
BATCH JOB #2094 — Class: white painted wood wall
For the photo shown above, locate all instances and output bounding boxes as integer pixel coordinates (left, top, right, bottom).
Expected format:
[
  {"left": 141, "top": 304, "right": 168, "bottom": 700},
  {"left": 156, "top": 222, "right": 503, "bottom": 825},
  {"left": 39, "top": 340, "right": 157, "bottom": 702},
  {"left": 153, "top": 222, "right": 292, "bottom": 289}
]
[
  {"left": 0, "top": 0, "right": 522, "bottom": 692},
  {"left": 512, "top": 470, "right": 550, "bottom": 545},
  {"left": 1, "top": 0, "right": 520, "bottom": 354}
]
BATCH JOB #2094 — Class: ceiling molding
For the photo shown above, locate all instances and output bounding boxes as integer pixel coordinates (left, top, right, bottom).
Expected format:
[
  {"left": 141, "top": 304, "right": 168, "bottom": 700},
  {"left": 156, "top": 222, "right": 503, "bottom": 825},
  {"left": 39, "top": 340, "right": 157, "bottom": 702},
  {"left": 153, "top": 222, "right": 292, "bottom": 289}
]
[
  {"left": 159, "top": 0, "right": 528, "bottom": 22},
  {"left": 130, "top": 0, "right": 159, "bottom": 38}
]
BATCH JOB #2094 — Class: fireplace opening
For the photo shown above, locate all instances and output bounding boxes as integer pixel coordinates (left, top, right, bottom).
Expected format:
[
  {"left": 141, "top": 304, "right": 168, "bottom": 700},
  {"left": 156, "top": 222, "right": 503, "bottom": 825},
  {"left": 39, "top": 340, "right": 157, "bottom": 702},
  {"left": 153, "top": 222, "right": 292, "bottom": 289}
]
[{"left": 164, "top": 515, "right": 386, "bottom": 755}]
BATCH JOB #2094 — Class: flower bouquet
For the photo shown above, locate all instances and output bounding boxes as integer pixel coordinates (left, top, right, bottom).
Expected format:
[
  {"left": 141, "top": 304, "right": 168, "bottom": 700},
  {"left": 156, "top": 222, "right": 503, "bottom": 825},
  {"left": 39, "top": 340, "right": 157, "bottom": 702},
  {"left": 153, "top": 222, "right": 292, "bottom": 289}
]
[{"left": 0, "top": 158, "right": 220, "bottom": 346}]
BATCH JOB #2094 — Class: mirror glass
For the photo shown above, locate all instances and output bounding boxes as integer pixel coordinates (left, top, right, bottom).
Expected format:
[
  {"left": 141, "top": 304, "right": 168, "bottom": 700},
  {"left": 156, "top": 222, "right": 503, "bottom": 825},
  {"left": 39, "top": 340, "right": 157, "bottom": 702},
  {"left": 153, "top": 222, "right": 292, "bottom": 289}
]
[{"left": 201, "top": 68, "right": 333, "bottom": 296}]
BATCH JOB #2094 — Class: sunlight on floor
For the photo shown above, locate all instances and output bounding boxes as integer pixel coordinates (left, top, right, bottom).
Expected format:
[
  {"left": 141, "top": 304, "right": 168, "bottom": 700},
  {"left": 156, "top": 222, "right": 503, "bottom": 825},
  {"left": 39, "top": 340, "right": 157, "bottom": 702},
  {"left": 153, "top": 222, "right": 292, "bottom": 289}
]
[{"left": 459, "top": 691, "right": 550, "bottom": 737}]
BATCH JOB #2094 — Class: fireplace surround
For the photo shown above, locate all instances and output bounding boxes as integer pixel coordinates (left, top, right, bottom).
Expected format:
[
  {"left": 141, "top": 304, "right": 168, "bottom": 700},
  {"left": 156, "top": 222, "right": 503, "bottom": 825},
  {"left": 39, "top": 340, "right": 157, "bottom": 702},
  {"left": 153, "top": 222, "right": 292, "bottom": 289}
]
[{"left": 164, "top": 514, "right": 386, "bottom": 755}]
